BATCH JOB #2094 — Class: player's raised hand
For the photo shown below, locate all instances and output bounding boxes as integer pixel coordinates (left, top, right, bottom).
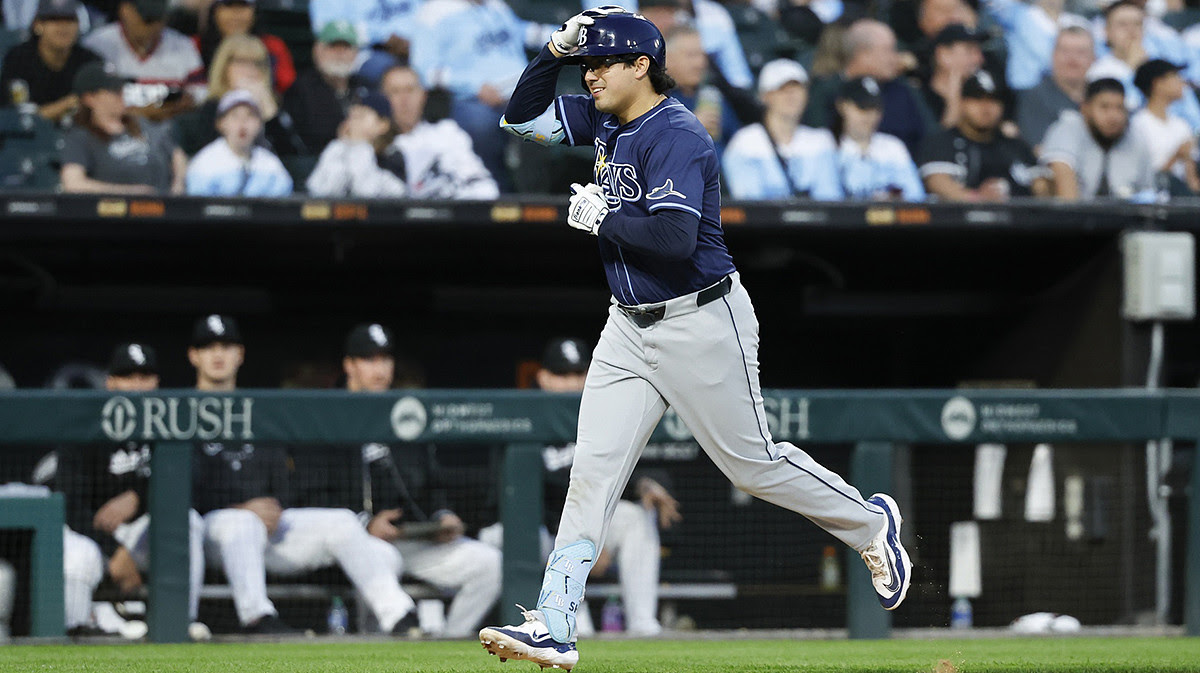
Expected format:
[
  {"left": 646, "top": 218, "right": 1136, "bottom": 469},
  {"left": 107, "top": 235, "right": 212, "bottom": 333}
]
[
  {"left": 567, "top": 182, "right": 608, "bottom": 235},
  {"left": 550, "top": 5, "right": 628, "bottom": 56},
  {"left": 368, "top": 508, "right": 404, "bottom": 542}
]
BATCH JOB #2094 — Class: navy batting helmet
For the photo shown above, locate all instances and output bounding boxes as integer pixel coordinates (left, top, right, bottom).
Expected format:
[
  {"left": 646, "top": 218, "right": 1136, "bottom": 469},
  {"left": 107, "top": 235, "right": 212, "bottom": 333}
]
[{"left": 567, "top": 13, "right": 666, "bottom": 69}]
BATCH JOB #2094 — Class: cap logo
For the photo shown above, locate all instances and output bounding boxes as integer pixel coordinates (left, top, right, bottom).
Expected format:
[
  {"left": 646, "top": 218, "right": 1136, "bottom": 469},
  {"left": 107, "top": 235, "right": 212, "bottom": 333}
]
[
  {"left": 128, "top": 344, "right": 146, "bottom": 365},
  {"left": 207, "top": 315, "right": 225, "bottom": 336},
  {"left": 368, "top": 324, "right": 388, "bottom": 347},
  {"left": 561, "top": 340, "right": 582, "bottom": 365},
  {"left": 864, "top": 77, "right": 880, "bottom": 96},
  {"left": 976, "top": 71, "right": 996, "bottom": 92}
]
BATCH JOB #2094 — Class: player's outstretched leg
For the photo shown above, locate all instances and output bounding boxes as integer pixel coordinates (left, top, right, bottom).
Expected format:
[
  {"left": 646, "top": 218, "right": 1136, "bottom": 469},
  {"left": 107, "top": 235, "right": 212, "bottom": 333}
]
[
  {"left": 479, "top": 605, "right": 579, "bottom": 671},
  {"left": 859, "top": 493, "right": 913, "bottom": 610}
]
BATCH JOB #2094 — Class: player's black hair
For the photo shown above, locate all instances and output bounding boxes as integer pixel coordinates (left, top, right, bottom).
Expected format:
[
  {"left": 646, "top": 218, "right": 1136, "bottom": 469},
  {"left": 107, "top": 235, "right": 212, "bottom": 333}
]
[{"left": 648, "top": 60, "right": 676, "bottom": 95}]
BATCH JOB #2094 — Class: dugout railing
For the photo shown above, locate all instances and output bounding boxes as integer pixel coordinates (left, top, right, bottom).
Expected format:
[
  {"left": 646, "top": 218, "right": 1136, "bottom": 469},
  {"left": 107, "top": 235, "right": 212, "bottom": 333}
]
[{"left": 0, "top": 388, "right": 1197, "bottom": 642}]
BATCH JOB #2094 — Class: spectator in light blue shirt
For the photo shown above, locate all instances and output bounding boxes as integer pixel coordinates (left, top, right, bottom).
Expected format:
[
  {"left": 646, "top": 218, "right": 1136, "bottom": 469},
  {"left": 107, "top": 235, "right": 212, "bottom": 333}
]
[
  {"left": 408, "top": 0, "right": 553, "bottom": 190},
  {"left": 832, "top": 77, "right": 925, "bottom": 201},
  {"left": 722, "top": 59, "right": 842, "bottom": 199},
  {"left": 982, "top": 0, "right": 1089, "bottom": 91},
  {"left": 186, "top": 89, "right": 293, "bottom": 197}
]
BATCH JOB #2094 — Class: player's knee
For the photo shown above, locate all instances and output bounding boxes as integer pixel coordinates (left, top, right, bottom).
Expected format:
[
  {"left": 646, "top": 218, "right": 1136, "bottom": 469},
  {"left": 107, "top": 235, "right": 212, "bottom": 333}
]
[
  {"left": 477, "top": 544, "right": 502, "bottom": 584},
  {"left": 206, "top": 508, "right": 266, "bottom": 547},
  {"left": 65, "top": 537, "right": 103, "bottom": 588},
  {"left": 319, "top": 509, "right": 366, "bottom": 546}
]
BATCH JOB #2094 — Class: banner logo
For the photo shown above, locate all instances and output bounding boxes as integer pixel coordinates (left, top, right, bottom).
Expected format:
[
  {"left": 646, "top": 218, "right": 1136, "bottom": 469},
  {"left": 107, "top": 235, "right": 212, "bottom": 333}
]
[
  {"left": 941, "top": 396, "right": 977, "bottom": 441},
  {"left": 100, "top": 396, "right": 254, "bottom": 441},
  {"left": 391, "top": 396, "right": 428, "bottom": 441}
]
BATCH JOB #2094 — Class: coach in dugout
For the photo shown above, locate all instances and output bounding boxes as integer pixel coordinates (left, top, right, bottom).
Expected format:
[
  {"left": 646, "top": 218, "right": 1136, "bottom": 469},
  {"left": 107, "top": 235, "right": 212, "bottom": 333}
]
[
  {"left": 188, "top": 315, "right": 419, "bottom": 635},
  {"left": 289, "top": 323, "right": 502, "bottom": 638}
]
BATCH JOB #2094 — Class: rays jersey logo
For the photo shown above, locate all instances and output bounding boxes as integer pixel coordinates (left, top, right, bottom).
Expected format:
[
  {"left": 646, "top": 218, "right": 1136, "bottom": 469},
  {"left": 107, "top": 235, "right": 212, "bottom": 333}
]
[{"left": 594, "top": 141, "right": 641, "bottom": 207}]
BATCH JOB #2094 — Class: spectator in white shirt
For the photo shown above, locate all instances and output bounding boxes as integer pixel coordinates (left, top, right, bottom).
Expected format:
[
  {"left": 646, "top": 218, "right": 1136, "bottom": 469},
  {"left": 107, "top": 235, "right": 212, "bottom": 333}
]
[
  {"left": 722, "top": 59, "right": 842, "bottom": 200},
  {"left": 1130, "top": 58, "right": 1199, "bottom": 193},
  {"left": 832, "top": 77, "right": 925, "bottom": 201},
  {"left": 306, "top": 90, "right": 408, "bottom": 197},
  {"left": 186, "top": 89, "right": 293, "bottom": 196}
]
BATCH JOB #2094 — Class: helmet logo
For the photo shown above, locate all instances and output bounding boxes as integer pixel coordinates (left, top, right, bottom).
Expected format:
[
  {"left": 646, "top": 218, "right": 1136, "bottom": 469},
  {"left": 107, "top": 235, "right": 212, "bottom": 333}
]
[{"left": 579, "top": 26, "right": 588, "bottom": 46}]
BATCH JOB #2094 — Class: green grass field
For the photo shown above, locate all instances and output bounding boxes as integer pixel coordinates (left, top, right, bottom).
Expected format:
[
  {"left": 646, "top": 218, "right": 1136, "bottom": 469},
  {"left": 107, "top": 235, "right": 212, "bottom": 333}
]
[{"left": 1, "top": 637, "right": 1197, "bottom": 673}]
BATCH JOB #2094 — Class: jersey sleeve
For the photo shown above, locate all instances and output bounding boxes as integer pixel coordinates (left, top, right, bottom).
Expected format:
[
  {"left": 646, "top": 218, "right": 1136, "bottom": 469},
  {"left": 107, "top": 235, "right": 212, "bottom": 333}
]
[
  {"left": 555, "top": 94, "right": 598, "bottom": 148},
  {"left": 638, "top": 128, "right": 712, "bottom": 219},
  {"left": 916, "top": 131, "right": 962, "bottom": 180}
]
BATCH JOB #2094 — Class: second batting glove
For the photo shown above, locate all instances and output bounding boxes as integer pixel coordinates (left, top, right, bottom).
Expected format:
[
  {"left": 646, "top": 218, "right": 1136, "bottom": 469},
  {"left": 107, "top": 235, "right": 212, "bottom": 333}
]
[
  {"left": 567, "top": 183, "right": 608, "bottom": 235},
  {"left": 551, "top": 5, "right": 628, "bottom": 55}
]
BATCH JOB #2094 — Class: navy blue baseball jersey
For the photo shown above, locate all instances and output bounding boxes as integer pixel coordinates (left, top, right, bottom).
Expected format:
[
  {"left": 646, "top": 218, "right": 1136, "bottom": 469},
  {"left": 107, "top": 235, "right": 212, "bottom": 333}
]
[{"left": 555, "top": 95, "right": 736, "bottom": 304}]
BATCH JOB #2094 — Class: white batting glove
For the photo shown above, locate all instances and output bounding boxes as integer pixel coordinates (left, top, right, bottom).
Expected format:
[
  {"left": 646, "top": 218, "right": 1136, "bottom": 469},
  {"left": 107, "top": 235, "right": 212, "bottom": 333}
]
[
  {"left": 567, "top": 182, "right": 608, "bottom": 235},
  {"left": 551, "top": 5, "right": 629, "bottom": 55}
]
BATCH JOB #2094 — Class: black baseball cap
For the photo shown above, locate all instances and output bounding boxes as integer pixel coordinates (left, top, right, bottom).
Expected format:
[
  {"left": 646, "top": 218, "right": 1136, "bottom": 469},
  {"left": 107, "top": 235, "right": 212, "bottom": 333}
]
[
  {"left": 36, "top": 0, "right": 80, "bottom": 20},
  {"left": 72, "top": 61, "right": 126, "bottom": 95},
  {"left": 1085, "top": 76, "right": 1126, "bottom": 101},
  {"left": 1134, "top": 59, "right": 1183, "bottom": 97},
  {"left": 933, "top": 23, "right": 987, "bottom": 49},
  {"left": 192, "top": 314, "right": 242, "bottom": 347},
  {"left": 838, "top": 76, "right": 883, "bottom": 109},
  {"left": 126, "top": 0, "right": 166, "bottom": 21},
  {"left": 961, "top": 70, "right": 1005, "bottom": 100},
  {"left": 109, "top": 342, "right": 158, "bottom": 376},
  {"left": 541, "top": 337, "right": 590, "bottom": 375},
  {"left": 345, "top": 323, "right": 394, "bottom": 358}
]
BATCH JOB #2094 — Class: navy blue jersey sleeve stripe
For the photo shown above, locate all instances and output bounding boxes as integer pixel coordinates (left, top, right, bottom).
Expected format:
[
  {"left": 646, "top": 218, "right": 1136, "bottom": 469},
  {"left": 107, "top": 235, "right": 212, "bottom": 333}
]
[
  {"left": 599, "top": 207, "right": 699, "bottom": 261},
  {"left": 505, "top": 45, "right": 565, "bottom": 124}
]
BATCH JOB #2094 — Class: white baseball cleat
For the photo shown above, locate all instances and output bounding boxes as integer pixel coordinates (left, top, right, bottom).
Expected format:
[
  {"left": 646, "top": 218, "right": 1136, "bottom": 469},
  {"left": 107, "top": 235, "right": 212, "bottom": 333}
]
[
  {"left": 862, "top": 493, "right": 913, "bottom": 610},
  {"left": 479, "top": 605, "right": 579, "bottom": 671}
]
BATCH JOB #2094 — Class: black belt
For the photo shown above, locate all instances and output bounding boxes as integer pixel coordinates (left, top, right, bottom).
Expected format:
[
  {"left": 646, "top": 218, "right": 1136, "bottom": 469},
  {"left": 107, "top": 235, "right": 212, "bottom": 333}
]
[{"left": 618, "top": 275, "right": 733, "bottom": 328}]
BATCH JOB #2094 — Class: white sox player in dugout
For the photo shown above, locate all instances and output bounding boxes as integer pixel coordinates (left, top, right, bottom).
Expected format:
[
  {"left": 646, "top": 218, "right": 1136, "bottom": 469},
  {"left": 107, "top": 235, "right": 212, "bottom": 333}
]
[{"left": 478, "top": 7, "right": 913, "bottom": 671}]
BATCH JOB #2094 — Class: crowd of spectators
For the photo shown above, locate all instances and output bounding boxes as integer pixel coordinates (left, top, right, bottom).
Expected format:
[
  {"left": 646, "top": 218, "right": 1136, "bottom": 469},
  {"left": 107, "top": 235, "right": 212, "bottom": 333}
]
[{"left": 1, "top": 0, "right": 1200, "bottom": 201}]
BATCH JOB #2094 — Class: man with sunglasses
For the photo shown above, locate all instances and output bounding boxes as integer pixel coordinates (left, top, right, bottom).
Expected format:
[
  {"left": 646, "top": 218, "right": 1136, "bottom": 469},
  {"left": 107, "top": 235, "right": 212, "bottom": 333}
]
[{"left": 480, "top": 7, "right": 912, "bottom": 671}]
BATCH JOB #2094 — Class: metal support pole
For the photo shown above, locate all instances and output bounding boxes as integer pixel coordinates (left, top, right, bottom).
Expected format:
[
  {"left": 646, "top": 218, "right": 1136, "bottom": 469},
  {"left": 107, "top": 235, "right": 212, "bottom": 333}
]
[
  {"left": 148, "top": 441, "right": 191, "bottom": 643},
  {"left": 500, "top": 443, "right": 544, "bottom": 626},
  {"left": 1187, "top": 443, "right": 1200, "bottom": 637},
  {"left": 847, "top": 441, "right": 894, "bottom": 639}
]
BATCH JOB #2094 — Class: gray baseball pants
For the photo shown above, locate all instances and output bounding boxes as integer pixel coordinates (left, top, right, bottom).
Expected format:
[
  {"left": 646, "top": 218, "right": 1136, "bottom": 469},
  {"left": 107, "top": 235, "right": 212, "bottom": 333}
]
[{"left": 555, "top": 273, "right": 887, "bottom": 555}]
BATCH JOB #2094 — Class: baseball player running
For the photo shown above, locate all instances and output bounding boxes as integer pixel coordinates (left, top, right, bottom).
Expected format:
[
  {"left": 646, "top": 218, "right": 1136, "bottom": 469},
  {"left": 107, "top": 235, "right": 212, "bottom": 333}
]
[{"left": 479, "top": 8, "right": 912, "bottom": 670}]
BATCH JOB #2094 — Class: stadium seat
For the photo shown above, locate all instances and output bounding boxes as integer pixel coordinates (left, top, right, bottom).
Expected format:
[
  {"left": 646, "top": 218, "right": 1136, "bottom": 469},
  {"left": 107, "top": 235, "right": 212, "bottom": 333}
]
[
  {"left": 0, "top": 108, "right": 61, "bottom": 191},
  {"left": 726, "top": 3, "right": 801, "bottom": 74},
  {"left": 283, "top": 154, "right": 318, "bottom": 192}
]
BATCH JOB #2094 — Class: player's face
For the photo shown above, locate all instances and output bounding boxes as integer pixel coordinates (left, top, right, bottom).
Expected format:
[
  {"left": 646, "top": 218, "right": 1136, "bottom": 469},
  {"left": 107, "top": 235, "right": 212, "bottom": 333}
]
[
  {"left": 35, "top": 18, "right": 80, "bottom": 51},
  {"left": 382, "top": 68, "right": 426, "bottom": 133},
  {"left": 345, "top": 354, "right": 395, "bottom": 392},
  {"left": 106, "top": 372, "right": 160, "bottom": 391},
  {"left": 582, "top": 55, "right": 646, "bottom": 115},
  {"left": 189, "top": 342, "right": 244, "bottom": 387},
  {"left": 1083, "top": 91, "right": 1128, "bottom": 140},
  {"left": 959, "top": 96, "right": 1003, "bottom": 133},
  {"left": 216, "top": 104, "right": 263, "bottom": 154},
  {"left": 536, "top": 368, "right": 586, "bottom": 393},
  {"left": 763, "top": 82, "right": 808, "bottom": 122},
  {"left": 214, "top": 2, "right": 255, "bottom": 37}
]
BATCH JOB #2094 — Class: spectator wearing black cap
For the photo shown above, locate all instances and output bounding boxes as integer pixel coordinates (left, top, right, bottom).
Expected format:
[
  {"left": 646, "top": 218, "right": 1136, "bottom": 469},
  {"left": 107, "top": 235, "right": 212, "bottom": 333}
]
[
  {"left": 305, "top": 89, "right": 409, "bottom": 197},
  {"left": 83, "top": 0, "right": 204, "bottom": 121},
  {"left": 918, "top": 70, "right": 1049, "bottom": 201},
  {"left": 920, "top": 23, "right": 988, "bottom": 128},
  {"left": 87, "top": 342, "right": 213, "bottom": 641},
  {"left": 1040, "top": 77, "right": 1158, "bottom": 200},
  {"left": 831, "top": 77, "right": 925, "bottom": 201},
  {"left": 1130, "top": 59, "right": 1199, "bottom": 194},
  {"left": 479, "top": 336, "right": 681, "bottom": 637},
  {"left": 0, "top": 0, "right": 99, "bottom": 123},
  {"left": 60, "top": 61, "right": 188, "bottom": 194},
  {"left": 185, "top": 89, "right": 293, "bottom": 196},
  {"left": 189, "top": 314, "right": 420, "bottom": 636},
  {"left": 281, "top": 20, "right": 366, "bottom": 155}
]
